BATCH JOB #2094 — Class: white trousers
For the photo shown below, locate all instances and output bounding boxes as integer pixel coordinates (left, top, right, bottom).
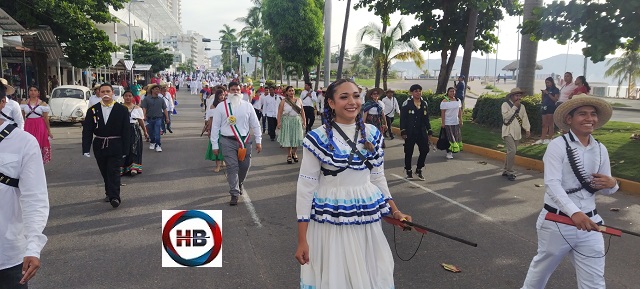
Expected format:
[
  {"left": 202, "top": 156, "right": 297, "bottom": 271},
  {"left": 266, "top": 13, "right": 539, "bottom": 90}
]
[{"left": 521, "top": 210, "right": 606, "bottom": 289}]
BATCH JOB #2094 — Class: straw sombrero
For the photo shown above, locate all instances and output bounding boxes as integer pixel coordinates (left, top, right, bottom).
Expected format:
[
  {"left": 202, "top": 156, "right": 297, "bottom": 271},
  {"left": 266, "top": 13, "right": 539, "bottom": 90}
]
[
  {"left": 553, "top": 94, "right": 612, "bottom": 132},
  {"left": 506, "top": 87, "right": 524, "bottom": 98},
  {"left": 365, "top": 87, "right": 385, "bottom": 100},
  {"left": 0, "top": 78, "right": 15, "bottom": 95},
  {"left": 92, "top": 84, "right": 102, "bottom": 91},
  {"left": 147, "top": 83, "right": 160, "bottom": 91}
]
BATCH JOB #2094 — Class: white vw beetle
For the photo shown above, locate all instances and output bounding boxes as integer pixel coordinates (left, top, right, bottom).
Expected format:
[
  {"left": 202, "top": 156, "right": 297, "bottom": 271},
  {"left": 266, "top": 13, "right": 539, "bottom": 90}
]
[{"left": 48, "top": 85, "right": 92, "bottom": 123}]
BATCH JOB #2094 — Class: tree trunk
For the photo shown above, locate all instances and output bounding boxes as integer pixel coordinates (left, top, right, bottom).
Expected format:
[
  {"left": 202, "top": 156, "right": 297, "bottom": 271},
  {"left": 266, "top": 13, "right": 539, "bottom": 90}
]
[
  {"left": 516, "top": 0, "right": 543, "bottom": 96},
  {"left": 460, "top": 6, "right": 479, "bottom": 87},
  {"left": 280, "top": 62, "right": 284, "bottom": 85},
  {"left": 374, "top": 21, "right": 388, "bottom": 88},
  {"left": 436, "top": 47, "right": 459, "bottom": 94},
  {"left": 616, "top": 77, "right": 622, "bottom": 97},
  {"left": 254, "top": 57, "right": 258, "bottom": 81},
  {"left": 336, "top": 0, "right": 352, "bottom": 80},
  {"left": 314, "top": 63, "right": 321, "bottom": 90},
  {"left": 382, "top": 61, "right": 389, "bottom": 90},
  {"left": 303, "top": 67, "right": 310, "bottom": 84}
]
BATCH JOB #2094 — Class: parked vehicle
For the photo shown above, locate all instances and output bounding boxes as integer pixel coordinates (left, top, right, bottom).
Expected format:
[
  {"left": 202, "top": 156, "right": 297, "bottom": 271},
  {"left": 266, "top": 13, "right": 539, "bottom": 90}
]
[
  {"left": 113, "top": 85, "right": 124, "bottom": 103},
  {"left": 48, "top": 85, "right": 92, "bottom": 123}
]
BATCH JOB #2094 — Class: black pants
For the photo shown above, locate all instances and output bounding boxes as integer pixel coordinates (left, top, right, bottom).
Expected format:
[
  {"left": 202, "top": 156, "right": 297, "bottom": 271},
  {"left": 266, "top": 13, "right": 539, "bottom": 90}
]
[
  {"left": 385, "top": 116, "right": 395, "bottom": 138},
  {"left": 0, "top": 263, "right": 27, "bottom": 289},
  {"left": 95, "top": 154, "right": 123, "bottom": 201},
  {"left": 303, "top": 106, "right": 315, "bottom": 133},
  {"left": 404, "top": 135, "right": 430, "bottom": 171},
  {"left": 267, "top": 116, "right": 277, "bottom": 140},
  {"left": 255, "top": 109, "right": 263, "bottom": 127},
  {"left": 262, "top": 112, "right": 267, "bottom": 133}
]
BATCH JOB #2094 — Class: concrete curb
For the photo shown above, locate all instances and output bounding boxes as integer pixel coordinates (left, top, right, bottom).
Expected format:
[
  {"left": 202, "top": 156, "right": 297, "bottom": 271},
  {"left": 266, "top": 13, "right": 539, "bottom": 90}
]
[
  {"left": 390, "top": 127, "right": 640, "bottom": 194},
  {"left": 612, "top": 106, "right": 640, "bottom": 112}
]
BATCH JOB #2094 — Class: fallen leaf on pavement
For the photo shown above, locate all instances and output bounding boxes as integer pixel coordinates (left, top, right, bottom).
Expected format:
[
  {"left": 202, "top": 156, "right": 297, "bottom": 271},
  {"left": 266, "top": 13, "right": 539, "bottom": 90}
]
[
  {"left": 535, "top": 184, "right": 543, "bottom": 187},
  {"left": 441, "top": 263, "right": 462, "bottom": 273},
  {"left": 477, "top": 161, "right": 487, "bottom": 165},
  {"left": 610, "top": 208, "right": 620, "bottom": 212}
]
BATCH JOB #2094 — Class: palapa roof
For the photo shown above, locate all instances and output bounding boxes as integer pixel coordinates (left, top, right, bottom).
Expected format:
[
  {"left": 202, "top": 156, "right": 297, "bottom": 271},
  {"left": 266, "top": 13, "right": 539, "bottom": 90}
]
[{"left": 502, "top": 60, "right": 543, "bottom": 71}]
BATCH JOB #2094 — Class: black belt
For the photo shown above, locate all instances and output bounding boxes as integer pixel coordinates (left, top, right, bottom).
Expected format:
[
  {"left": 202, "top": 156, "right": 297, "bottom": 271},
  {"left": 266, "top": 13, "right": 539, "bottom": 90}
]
[
  {"left": 221, "top": 135, "right": 236, "bottom": 140},
  {"left": 544, "top": 204, "right": 598, "bottom": 218}
]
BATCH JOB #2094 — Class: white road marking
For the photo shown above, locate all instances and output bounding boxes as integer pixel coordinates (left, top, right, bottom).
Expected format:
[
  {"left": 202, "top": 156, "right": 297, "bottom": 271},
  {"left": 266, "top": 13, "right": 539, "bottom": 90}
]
[
  {"left": 241, "top": 188, "right": 263, "bottom": 228},
  {"left": 391, "top": 173, "right": 494, "bottom": 222}
]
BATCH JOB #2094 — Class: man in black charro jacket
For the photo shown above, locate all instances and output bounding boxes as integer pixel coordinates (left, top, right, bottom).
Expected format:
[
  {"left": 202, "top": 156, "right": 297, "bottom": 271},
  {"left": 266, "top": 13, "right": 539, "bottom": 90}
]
[
  {"left": 399, "top": 84, "right": 432, "bottom": 181},
  {"left": 82, "top": 83, "right": 131, "bottom": 208}
]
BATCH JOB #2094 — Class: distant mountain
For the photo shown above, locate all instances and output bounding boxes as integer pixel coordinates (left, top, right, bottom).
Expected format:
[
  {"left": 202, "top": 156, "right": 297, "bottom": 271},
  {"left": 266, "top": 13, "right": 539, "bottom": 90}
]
[{"left": 390, "top": 54, "right": 621, "bottom": 85}]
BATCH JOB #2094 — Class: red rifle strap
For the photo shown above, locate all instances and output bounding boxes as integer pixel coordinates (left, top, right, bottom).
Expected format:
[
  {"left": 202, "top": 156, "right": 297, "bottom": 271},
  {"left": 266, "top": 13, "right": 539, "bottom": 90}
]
[{"left": 544, "top": 212, "right": 622, "bottom": 237}]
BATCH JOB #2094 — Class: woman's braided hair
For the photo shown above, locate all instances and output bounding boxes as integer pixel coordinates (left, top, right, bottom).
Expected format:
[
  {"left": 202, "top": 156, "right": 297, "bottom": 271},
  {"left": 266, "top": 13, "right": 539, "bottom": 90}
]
[{"left": 323, "top": 79, "right": 375, "bottom": 153}]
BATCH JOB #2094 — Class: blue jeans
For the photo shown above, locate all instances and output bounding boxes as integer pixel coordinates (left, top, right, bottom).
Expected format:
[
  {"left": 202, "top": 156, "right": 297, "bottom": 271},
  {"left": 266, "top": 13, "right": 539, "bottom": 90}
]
[
  {"left": 147, "top": 117, "right": 163, "bottom": 147},
  {"left": 0, "top": 263, "right": 27, "bottom": 288}
]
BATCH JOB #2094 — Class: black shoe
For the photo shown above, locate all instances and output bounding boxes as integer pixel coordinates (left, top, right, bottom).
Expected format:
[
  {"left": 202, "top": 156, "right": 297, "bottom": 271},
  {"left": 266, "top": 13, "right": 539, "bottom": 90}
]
[
  {"left": 415, "top": 169, "right": 425, "bottom": 181},
  {"left": 110, "top": 198, "right": 121, "bottom": 208},
  {"left": 239, "top": 184, "right": 244, "bottom": 195},
  {"left": 168, "top": 128, "right": 173, "bottom": 133},
  {"left": 103, "top": 196, "right": 110, "bottom": 202},
  {"left": 507, "top": 174, "right": 517, "bottom": 181},
  {"left": 270, "top": 138, "right": 275, "bottom": 141},
  {"left": 502, "top": 172, "right": 509, "bottom": 177},
  {"left": 229, "top": 195, "right": 239, "bottom": 206},
  {"left": 390, "top": 135, "right": 394, "bottom": 140},
  {"left": 405, "top": 170, "right": 413, "bottom": 179}
]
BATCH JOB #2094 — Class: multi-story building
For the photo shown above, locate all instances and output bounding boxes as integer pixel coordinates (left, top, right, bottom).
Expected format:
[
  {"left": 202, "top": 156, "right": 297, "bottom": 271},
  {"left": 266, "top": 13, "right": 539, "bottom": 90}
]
[{"left": 163, "top": 31, "right": 207, "bottom": 69}]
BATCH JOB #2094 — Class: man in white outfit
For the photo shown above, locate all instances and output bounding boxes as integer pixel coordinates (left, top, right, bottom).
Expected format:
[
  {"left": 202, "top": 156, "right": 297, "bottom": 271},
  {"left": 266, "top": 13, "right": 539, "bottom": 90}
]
[
  {"left": 0, "top": 82, "right": 50, "bottom": 288},
  {"left": 0, "top": 79, "right": 24, "bottom": 129},
  {"left": 520, "top": 94, "right": 618, "bottom": 289},
  {"left": 299, "top": 82, "right": 317, "bottom": 133},
  {"left": 381, "top": 89, "right": 400, "bottom": 139},
  {"left": 160, "top": 84, "right": 175, "bottom": 134}
]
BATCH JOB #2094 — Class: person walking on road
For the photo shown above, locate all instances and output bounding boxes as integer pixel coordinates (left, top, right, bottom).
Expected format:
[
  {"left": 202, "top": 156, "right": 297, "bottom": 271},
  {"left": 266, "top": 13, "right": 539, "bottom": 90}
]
[
  {"left": 21, "top": 86, "right": 53, "bottom": 164},
  {"left": 0, "top": 78, "right": 24, "bottom": 129},
  {"left": 399, "top": 84, "right": 432, "bottom": 181},
  {"left": 210, "top": 82, "right": 262, "bottom": 206},
  {"left": 362, "top": 87, "right": 387, "bottom": 148},
  {"left": 454, "top": 75, "right": 466, "bottom": 107},
  {"left": 82, "top": 84, "right": 131, "bottom": 208},
  {"left": 440, "top": 87, "right": 463, "bottom": 159},
  {"left": 0, "top": 85, "right": 50, "bottom": 289},
  {"left": 277, "top": 86, "right": 305, "bottom": 164},
  {"left": 501, "top": 87, "right": 531, "bottom": 181},
  {"left": 300, "top": 82, "right": 317, "bottom": 133},
  {"left": 262, "top": 86, "right": 282, "bottom": 141},
  {"left": 121, "top": 91, "right": 147, "bottom": 176},
  {"left": 160, "top": 84, "right": 174, "bottom": 134},
  {"left": 295, "top": 79, "right": 412, "bottom": 289},
  {"left": 204, "top": 89, "right": 226, "bottom": 172},
  {"left": 520, "top": 94, "right": 618, "bottom": 289},
  {"left": 140, "top": 84, "right": 169, "bottom": 152},
  {"left": 381, "top": 89, "right": 400, "bottom": 140}
]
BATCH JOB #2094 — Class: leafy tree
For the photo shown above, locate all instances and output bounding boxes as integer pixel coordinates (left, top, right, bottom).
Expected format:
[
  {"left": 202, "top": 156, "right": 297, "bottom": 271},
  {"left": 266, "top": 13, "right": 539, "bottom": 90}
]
[
  {"left": 520, "top": 0, "right": 640, "bottom": 63},
  {"left": 357, "top": 19, "right": 424, "bottom": 90},
  {"left": 605, "top": 49, "right": 640, "bottom": 99},
  {"left": 120, "top": 39, "right": 173, "bottom": 73},
  {"left": 177, "top": 58, "right": 196, "bottom": 74},
  {"left": 391, "top": 0, "right": 509, "bottom": 93},
  {"left": 219, "top": 24, "right": 239, "bottom": 73},
  {"left": 236, "top": 0, "right": 265, "bottom": 80},
  {"left": 355, "top": 0, "right": 396, "bottom": 87},
  {"left": 263, "top": 0, "right": 324, "bottom": 83},
  {"left": 1, "top": 0, "right": 128, "bottom": 68}
]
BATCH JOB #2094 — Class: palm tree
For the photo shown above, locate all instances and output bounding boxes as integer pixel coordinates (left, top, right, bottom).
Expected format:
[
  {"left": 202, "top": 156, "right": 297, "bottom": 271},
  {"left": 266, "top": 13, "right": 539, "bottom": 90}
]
[
  {"left": 236, "top": 1, "right": 264, "bottom": 79},
  {"left": 357, "top": 19, "right": 425, "bottom": 90},
  {"left": 517, "top": 0, "right": 543, "bottom": 96},
  {"left": 336, "top": 0, "right": 352, "bottom": 80},
  {"left": 605, "top": 49, "right": 640, "bottom": 99},
  {"left": 219, "top": 24, "right": 238, "bottom": 73}
]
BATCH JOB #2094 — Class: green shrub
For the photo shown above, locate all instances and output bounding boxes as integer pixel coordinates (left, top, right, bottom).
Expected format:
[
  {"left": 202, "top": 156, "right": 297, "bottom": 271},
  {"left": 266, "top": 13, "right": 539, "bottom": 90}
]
[
  {"left": 471, "top": 93, "right": 542, "bottom": 133},
  {"left": 265, "top": 80, "right": 275, "bottom": 87},
  {"left": 485, "top": 84, "right": 495, "bottom": 89}
]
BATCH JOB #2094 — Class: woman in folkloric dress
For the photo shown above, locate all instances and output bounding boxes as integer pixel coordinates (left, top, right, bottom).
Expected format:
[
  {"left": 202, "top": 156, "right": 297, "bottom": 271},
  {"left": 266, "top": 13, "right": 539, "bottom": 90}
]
[
  {"left": 204, "top": 89, "right": 226, "bottom": 172},
  {"left": 21, "top": 86, "right": 52, "bottom": 164},
  {"left": 362, "top": 87, "right": 387, "bottom": 148},
  {"left": 121, "top": 91, "right": 148, "bottom": 175},
  {"left": 295, "top": 79, "right": 412, "bottom": 289},
  {"left": 277, "top": 86, "right": 305, "bottom": 164}
]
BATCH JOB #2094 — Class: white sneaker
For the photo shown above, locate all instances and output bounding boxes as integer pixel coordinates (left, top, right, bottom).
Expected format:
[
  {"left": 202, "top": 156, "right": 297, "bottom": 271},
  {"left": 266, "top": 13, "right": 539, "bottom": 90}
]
[
  {"left": 446, "top": 152, "right": 453, "bottom": 159},
  {"left": 543, "top": 139, "right": 551, "bottom": 144},
  {"left": 533, "top": 139, "right": 544, "bottom": 145},
  {"left": 155, "top": 146, "right": 163, "bottom": 152},
  {"left": 149, "top": 143, "right": 156, "bottom": 150}
]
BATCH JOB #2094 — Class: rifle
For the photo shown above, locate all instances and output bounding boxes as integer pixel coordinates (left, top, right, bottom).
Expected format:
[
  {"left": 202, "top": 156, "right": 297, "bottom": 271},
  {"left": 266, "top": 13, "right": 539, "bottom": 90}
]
[
  {"left": 544, "top": 212, "right": 640, "bottom": 237},
  {"left": 383, "top": 216, "right": 478, "bottom": 247}
]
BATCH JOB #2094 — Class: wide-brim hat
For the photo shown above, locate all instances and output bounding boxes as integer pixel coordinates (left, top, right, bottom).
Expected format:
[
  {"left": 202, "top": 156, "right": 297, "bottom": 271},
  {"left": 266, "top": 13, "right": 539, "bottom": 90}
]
[
  {"left": 147, "top": 84, "right": 160, "bottom": 91},
  {"left": 366, "top": 87, "right": 385, "bottom": 99},
  {"left": 0, "top": 78, "right": 15, "bottom": 95},
  {"left": 92, "top": 84, "right": 102, "bottom": 91},
  {"left": 506, "top": 87, "right": 524, "bottom": 98},
  {"left": 553, "top": 94, "right": 612, "bottom": 132}
]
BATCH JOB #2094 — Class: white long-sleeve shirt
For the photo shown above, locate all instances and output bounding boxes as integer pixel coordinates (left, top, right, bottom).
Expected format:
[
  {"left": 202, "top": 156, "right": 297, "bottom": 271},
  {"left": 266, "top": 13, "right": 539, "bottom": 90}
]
[
  {"left": 262, "top": 94, "right": 282, "bottom": 118},
  {"left": 0, "top": 122, "right": 49, "bottom": 270},
  {"left": 210, "top": 99, "right": 262, "bottom": 150},
  {"left": 162, "top": 92, "right": 175, "bottom": 113},
  {"left": 381, "top": 96, "right": 400, "bottom": 118},
  {"left": 1, "top": 99, "right": 24, "bottom": 129},
  {"left": 543, "top": 131, "right": 618, "bottom": 219},
  {"left": 300, "top": 90, "right": 317, "bottom": 107},
  {"left": 252, "top": 94, "right": 263, "bottom": 110},
  {"left": 501, "top": 101, "right": 530, "bottom": 139}
]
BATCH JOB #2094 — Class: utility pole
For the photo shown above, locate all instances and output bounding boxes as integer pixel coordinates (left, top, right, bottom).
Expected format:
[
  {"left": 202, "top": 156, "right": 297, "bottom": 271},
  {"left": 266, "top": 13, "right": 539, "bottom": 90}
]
[{"left": 323, "top": 0, "right": 332, "bottom": 87}]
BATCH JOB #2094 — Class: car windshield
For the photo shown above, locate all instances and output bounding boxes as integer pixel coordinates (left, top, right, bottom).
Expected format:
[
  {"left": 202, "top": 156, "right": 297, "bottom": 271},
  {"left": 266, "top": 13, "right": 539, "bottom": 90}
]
[
  {"left": 113, "top": 86, "right": 122, "bottom": 96},
  {"left": 51, "top": 88, "right": 85, "bottom": 100}
]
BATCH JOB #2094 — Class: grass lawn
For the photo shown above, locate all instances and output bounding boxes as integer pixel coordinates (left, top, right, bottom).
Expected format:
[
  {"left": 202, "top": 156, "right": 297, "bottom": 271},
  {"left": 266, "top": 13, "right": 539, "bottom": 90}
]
[
  {"left": 392, "top": 112, "right": 640, "bottom": 182},
  {"left": 610, "top": 102, "right": 631, "bottom": 108},
  {"left": 353, "top": 78, "right": 375, "bottom": 87}
]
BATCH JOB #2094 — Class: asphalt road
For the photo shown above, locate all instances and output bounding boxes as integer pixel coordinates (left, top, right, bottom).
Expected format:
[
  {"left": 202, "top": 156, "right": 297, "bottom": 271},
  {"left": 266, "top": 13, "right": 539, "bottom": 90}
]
[{"left": 32, "top": 90, "right": 640, "bottom": 289}]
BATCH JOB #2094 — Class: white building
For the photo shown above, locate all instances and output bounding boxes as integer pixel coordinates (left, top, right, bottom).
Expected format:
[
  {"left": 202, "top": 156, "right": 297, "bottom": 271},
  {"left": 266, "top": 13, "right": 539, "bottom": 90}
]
[{"left": 163, "top": 30, "right": 207, "bottom": 69}]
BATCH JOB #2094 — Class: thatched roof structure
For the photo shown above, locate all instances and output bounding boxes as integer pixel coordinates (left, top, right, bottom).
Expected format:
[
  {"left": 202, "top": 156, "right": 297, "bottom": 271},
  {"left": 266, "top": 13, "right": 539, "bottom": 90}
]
[{"left": 502, "top": 60, "right": 543, "bottom": 71}]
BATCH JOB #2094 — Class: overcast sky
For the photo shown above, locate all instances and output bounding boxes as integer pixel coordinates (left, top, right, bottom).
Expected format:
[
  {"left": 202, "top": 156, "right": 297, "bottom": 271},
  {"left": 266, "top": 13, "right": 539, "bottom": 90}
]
[{"left": 181, "top": 0, "right": 608, "bottom": 64}]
